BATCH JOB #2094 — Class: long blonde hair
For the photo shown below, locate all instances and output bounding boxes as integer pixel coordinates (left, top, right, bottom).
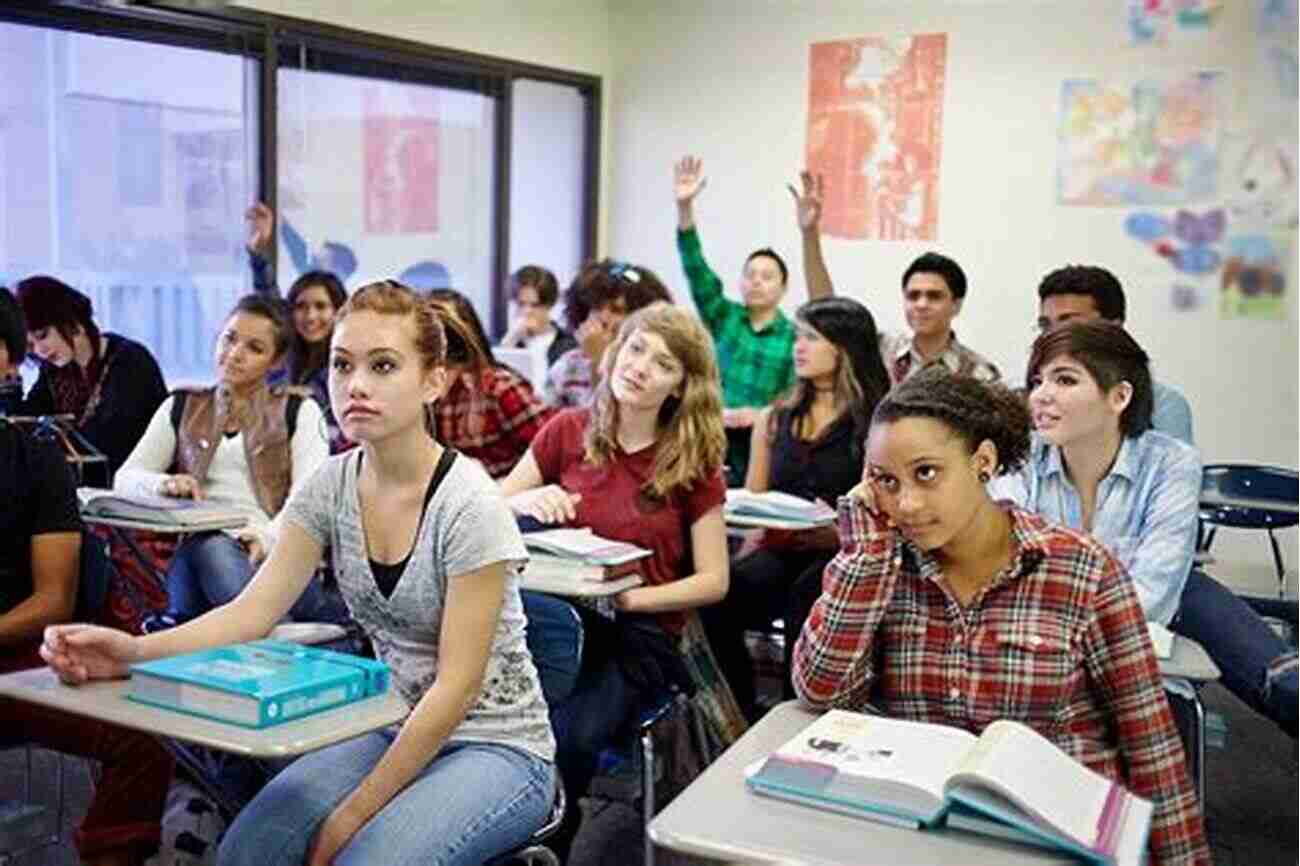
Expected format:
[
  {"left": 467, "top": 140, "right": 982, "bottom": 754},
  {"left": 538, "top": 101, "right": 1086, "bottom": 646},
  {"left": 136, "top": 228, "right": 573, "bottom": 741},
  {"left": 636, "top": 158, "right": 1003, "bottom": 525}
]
[{"left": 585, "top": 302, "right": 725, "bottom": 499}]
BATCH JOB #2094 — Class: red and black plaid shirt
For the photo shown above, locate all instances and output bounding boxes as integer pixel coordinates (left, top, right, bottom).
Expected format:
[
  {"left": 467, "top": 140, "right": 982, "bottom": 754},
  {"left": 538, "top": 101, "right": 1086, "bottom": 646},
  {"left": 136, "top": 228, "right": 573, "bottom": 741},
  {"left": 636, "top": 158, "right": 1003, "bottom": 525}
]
[
  {"left": 793, "top": 499, "right": 1209, "bottom": 866},
  {"left": 435, "top": 366, "right": 556, "bottom": 479}
]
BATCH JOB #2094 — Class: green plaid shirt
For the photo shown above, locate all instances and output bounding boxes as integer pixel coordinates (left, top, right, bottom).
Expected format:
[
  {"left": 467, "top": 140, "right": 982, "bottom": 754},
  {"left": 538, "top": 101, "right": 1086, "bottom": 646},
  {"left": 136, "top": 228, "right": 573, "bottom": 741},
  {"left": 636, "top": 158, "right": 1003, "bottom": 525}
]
[{"left": 677, "top": 228, "right": 796, "bottom": 408}]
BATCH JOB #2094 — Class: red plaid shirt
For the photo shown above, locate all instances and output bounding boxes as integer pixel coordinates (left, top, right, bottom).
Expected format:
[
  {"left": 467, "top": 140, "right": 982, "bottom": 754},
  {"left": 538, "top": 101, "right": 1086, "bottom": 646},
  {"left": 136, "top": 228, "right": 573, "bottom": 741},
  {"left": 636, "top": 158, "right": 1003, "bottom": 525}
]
[
  {"left": 435, "top": 366, "right": 556, "bottom": 478},
  {"left": 793, "top": 499, "right": 1209, "bottom": 866}
]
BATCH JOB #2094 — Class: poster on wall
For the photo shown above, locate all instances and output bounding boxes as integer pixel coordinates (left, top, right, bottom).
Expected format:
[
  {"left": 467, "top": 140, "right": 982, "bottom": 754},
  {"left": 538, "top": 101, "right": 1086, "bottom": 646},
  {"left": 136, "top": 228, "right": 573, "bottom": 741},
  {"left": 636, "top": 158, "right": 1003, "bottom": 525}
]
[
  {"left": 805, "top": 33, "right": 946, "bottom": 241},
  {"left": 362, "top": 86, "right": 440, "bottom": 236},
  {"left": 1057, "top": 71, "right": 1222, "bottom": 206},
  {"left": 1127, "top": 0, "right": 1221, "bottom": 43}
]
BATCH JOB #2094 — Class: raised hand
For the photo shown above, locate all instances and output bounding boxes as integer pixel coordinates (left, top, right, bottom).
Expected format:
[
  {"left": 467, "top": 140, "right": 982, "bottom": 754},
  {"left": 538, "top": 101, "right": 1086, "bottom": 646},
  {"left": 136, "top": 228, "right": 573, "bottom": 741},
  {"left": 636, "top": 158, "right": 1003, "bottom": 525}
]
[
  {"left": 245, "top": 201, "right": 274, "bottom": 257},
  {"left": 40, "top": 624, "right": 139, "bottom": 685},
  {"left": 673, "top": 156, "right": 708, "bottom": 206},
  {"left": 787, "top": 170, "right": 824, "bottom": 232}
]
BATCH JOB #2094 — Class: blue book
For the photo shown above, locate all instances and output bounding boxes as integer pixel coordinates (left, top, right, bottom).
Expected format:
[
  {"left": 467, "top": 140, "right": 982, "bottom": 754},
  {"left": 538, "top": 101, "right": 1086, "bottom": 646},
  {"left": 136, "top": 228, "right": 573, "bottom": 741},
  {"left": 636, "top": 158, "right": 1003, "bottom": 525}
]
[
  {"left": 128, "top": 641, "right": 389, "bottom": 729},
  {"left": 746, "top": 710, "right": 1152, "bottom": 866}
]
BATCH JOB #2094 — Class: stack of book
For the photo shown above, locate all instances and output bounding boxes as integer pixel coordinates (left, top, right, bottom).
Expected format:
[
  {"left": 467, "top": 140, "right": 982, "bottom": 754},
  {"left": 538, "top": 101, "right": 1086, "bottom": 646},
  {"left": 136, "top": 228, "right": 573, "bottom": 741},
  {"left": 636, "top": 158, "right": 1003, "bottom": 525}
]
[
  {"left": 724, "top": 489, "right": 836, "bottom": 530},
  {"left": 128, "top": 639, "right": 390, "bottom": 729},
  {"left": 78, "top": 488, "right": 248, "bottom": 531},
  {"left": 746, "top": 710, "right": 1152, "bottom": 865},
  {"left": 520, "top": 528, "right": 651, "bottom": 598}
]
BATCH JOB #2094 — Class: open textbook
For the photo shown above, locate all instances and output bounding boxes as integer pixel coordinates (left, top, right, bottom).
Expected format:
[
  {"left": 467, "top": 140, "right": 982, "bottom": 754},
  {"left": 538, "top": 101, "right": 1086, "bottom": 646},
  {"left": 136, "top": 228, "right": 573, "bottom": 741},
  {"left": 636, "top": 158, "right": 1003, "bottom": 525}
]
[
  {"left": 746, "top": 710, "right": 1152, "bottom": 866},
  {"left": 77, "top": 488, "right": 248, "bottom": 531},
  {"left": 724, "top": 489, "right": 836, "bottom": 529}
]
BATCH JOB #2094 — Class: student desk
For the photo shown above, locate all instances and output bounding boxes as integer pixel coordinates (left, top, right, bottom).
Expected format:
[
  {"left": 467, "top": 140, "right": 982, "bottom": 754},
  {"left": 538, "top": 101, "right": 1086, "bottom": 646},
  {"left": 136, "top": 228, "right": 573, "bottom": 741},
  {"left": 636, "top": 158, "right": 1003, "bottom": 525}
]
[
  {"left": 647, "top": 700, "right": 1075, "bottom": 865},
  {"left": 0, "top": 666, "right": 408, "bottom": 759}
]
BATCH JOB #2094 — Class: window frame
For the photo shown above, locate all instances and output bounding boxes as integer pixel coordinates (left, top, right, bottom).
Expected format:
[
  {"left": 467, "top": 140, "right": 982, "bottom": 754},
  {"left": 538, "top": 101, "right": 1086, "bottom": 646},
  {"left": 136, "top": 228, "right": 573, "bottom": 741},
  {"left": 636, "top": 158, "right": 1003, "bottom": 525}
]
[{"left": 0, "top": 1, "right": 601, "bottom": 338}]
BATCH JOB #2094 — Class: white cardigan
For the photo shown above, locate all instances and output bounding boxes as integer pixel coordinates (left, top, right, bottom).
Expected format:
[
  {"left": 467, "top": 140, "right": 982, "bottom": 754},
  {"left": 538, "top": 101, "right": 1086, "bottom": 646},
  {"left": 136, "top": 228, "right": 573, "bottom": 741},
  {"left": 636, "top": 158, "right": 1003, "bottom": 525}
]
[{"left": 115, "top": 394, "right": 329, "bottom": 549}]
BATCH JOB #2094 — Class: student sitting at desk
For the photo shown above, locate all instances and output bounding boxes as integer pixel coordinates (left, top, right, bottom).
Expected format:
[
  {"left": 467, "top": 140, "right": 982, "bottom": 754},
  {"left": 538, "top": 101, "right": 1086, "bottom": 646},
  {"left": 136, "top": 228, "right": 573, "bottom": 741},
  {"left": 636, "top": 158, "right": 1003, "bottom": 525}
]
[
  {"left": 15, "top": 275, "right": 167, "bottom": 477},
  {"left": 703, "top": 296, "right": 891, "bottom": 719},
  {"left": 428, "top": 289, "right": 555, "bottom": 479},
  {"left": 0, "top": 290, "right": 173, "bottom": 866},
  {"left": 792, "top": 367, "right": 1209, "bottom": 865},
  {"left": 498, "top": 265, "right": 578, "bottom": 375},
  {"left": 42, "top": 280, "right": 557, "bottom": 866},
  {"left": 502, "top": 302, "right": 746, "bottom": 858},
  {"left": 991, "top": 321, "right": 1297, "bottom": 738},
  {"left": 114, "top": 295, "right": 338, "bottom": 631},
  {"left": 541, "top": 259, "right": 672, "bottom": 408}
]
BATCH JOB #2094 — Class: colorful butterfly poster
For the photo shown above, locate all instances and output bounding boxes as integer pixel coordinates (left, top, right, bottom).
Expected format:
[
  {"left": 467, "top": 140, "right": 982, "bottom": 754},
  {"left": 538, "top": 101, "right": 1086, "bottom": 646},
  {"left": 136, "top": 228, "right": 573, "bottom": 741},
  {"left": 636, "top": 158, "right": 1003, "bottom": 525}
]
[
  {"left": 1221, "top": 232, "right": 1291, "bottom": 320},
  {"left": 1125, "top": 208, "right": 1225, "bottom": 272},
  {"left": 1058, "top": 72, "right": 1221, "bottom": 206},
  {"left": 1128, "top": 0, "right": 1222, "bottom": 43}
]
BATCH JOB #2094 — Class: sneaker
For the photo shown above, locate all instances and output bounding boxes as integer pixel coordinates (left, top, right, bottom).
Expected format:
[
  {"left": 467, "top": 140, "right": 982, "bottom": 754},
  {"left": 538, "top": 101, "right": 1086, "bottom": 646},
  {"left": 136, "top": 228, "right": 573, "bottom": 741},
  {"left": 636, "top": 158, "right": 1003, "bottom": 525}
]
[{"left": 154, "top": 779, "right": 226, "bottom": 865}]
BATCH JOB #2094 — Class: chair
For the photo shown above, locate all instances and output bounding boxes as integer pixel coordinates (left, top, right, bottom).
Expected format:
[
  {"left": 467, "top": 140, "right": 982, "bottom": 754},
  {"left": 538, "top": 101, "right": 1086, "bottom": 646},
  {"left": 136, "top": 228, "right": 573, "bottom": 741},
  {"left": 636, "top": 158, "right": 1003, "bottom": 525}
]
[{"left": 1199, "top": 464, "right": 1299, "bottom": 634}]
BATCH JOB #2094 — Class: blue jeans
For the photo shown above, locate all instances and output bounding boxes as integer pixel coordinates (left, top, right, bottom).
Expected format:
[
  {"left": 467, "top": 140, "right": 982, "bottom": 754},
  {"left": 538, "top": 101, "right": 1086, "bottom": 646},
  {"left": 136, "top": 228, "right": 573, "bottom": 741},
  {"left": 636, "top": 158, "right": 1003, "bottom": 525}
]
[
  {"left": 1172, "top": 569, "right": 1298, "bottom": 738},
  {"left": 163, "top": 532, "right": 347, "bottom": 624},
  {"left": 217, "top": 735, "right": 555, "bottom": 866}
]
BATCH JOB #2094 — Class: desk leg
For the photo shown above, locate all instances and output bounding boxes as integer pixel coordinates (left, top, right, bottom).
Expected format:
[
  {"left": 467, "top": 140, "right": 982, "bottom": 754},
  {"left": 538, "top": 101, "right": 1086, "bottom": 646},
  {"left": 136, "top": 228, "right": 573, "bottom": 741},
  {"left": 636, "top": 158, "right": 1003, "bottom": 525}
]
[{"left": 1193, "top": 692, "right": 1206, "bottom": 806}]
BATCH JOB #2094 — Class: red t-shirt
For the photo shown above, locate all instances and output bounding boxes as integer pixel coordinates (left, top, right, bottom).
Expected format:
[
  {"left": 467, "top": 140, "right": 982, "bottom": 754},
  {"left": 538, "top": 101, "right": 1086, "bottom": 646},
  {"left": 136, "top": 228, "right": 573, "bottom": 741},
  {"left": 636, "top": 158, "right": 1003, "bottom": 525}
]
[{"left": 530, "top": 408, "right": 726, "bottom": 634}]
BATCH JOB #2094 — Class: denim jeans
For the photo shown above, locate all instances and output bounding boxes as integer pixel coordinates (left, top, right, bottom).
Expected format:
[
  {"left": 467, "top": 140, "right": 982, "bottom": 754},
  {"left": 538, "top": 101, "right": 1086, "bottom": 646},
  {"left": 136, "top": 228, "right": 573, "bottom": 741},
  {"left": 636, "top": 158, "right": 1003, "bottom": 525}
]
[
  {"left": 217, "top": 735, "right": 555, "bottom": 866},
  {"left": 163, "top": 531, "right": 347, "bottom": 624},
  {"left": 1172, "top": 569, "right": 1298, "bottom": 738}
]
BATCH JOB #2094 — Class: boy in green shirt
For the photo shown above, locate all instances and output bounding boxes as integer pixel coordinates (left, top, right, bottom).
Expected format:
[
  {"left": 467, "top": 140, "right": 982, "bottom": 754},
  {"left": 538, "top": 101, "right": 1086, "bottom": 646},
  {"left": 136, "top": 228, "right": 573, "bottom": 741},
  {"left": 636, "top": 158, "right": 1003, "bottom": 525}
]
[{"left": 674, "top": 155, "right": 796, "bottom": 485}]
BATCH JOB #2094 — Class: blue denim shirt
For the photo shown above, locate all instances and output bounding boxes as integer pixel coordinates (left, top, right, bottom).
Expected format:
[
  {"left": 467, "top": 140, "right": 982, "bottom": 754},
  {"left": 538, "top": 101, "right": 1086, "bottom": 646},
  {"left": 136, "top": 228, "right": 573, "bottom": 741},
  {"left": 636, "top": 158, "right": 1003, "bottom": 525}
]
[
  {"left": 1151, "top": 380, "right": 1194, "bottom": 446},
  {"left": 989, "top": 430, "right": 1201, "bottom": 625}
]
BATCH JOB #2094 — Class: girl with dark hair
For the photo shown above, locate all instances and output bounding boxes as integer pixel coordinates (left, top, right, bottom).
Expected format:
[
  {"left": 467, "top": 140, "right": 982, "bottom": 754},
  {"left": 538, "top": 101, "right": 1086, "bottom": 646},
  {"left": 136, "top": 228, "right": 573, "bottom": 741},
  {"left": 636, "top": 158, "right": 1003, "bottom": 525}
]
[
  {"left": 114, "top": 295, "right": 338, "bottom": 629},
  {"left": 15, "top": 275, "right": 167, "bottom": 475},
  {"left": 703, "top": 296, "right": 891, "bottom": 718},
  {"left": 499, "top": 265, "right": 577, "bottom": 380},
  {"left": 793, "top": 366, "right": 1209, "bottom": 865},
  {"left": 501, "top": 302, "right": 745, "bottom": 860},
  {"left": 44, "top": 280, "right": 556, "bottom": 866},
  {"left": 992, "top": 321, "right": 1297, "bottom": 739},
  {"left": 280, "top": 271, "right": 350, "bottom": 452},
  {"left": 427, "top": 289, "right": 555, "bottom": 478}
]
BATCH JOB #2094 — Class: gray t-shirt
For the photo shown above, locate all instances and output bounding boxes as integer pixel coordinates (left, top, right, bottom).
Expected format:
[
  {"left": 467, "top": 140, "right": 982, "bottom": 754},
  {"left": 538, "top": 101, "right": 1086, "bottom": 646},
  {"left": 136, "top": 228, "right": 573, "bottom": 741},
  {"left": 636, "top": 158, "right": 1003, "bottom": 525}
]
[{"left": 285, "top": 449, "right": 554, "bottom": 762}]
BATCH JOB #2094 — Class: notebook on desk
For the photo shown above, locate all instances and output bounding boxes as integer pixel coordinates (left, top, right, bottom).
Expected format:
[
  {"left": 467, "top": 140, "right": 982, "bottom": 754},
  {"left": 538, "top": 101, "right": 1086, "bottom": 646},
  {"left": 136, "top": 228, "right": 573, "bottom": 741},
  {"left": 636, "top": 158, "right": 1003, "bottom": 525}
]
[{"left": 78, "top": 488, "right": 248, "bottom": 531}]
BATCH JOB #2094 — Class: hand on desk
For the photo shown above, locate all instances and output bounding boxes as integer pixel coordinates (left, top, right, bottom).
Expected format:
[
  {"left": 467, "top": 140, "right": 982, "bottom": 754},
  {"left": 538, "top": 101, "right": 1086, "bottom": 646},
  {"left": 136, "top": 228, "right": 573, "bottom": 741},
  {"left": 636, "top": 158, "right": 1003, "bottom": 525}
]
[
  {"left": 158, "top": 474, "right": 204, "bottom": 500},
  {"left": 511, "top": 485, "right": 582, "bottom": 525},
  {"left": 40, "top": 623, "right": 138, "bottom": 685}
]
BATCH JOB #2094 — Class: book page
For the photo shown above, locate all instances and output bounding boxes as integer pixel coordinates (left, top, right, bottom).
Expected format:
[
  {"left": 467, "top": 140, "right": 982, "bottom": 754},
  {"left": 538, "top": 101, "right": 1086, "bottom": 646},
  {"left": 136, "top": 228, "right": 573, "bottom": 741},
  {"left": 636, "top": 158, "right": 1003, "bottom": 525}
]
[
  {"left": 772, "top": 710, "right": 977, "bottom": 804},
  {"left": 947, "top": 720, "right": 1111, "bottom": 847},
  {"left": 522, "top": 529, "right": 650, "bottom": 565}
]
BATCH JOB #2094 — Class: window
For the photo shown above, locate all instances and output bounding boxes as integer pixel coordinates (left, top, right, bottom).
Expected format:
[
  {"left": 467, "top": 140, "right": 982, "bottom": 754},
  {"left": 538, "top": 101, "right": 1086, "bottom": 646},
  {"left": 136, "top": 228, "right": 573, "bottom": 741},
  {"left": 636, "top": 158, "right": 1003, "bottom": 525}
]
[{"left": 0, "top": 19, "right": 258, "bottom": 384}]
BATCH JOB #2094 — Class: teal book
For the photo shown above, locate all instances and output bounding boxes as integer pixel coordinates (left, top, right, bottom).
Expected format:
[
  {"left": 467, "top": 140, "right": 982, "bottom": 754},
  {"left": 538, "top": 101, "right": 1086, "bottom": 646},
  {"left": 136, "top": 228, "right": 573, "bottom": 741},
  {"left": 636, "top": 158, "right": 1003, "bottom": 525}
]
[
  {"left": 128, "top": 641, "right": 389, "bottom": 729},
  {"left": 746, "top": 710, "right": 1152, "bottom": 866}
]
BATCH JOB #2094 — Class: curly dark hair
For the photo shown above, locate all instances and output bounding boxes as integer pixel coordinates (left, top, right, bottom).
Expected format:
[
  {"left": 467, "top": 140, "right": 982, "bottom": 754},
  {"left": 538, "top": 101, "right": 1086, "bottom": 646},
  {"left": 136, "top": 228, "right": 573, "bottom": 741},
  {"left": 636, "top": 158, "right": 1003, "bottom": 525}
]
[
  {"left": 872, "top": 366, "right": 1032, "bottom": 475},
  {"left": 561, "top": 259, "right": 672, "bottom": 332}
]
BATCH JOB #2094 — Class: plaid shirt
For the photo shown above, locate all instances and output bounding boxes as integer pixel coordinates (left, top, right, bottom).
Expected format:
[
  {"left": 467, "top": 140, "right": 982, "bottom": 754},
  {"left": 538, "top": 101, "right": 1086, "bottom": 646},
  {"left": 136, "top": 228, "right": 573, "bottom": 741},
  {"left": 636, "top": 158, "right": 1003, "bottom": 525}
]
[
  {"left": 793, "top": 499, "right": 1209, "bottom": 866},
  {"left": 879, "top": 329, "right": 1000, "bottom": 387},
  {"left": 677, "top": 228, "right": 796, "bottom": 408},
  {"left": 435, "top": 366, "right": 556, "bottom": 478}
]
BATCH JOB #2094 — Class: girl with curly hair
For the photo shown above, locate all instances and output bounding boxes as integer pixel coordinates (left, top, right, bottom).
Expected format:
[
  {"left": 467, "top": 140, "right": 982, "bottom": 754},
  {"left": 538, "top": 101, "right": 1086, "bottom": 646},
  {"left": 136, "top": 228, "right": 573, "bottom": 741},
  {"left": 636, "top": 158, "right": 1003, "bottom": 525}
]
[{"left": 792, "top": 365, "right": 1209, "bottom": 865}]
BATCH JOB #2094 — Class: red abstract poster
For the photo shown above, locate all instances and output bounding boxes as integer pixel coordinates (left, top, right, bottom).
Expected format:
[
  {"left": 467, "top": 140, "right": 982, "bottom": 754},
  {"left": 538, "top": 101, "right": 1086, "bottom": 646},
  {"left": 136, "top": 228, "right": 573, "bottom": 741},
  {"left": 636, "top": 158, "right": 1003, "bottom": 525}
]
[
  {"left": 363, "top": 86, "right": 440, "bottom": 235},
  {"left": 806, "top": 34, "right": 947, "bottom": 241}
]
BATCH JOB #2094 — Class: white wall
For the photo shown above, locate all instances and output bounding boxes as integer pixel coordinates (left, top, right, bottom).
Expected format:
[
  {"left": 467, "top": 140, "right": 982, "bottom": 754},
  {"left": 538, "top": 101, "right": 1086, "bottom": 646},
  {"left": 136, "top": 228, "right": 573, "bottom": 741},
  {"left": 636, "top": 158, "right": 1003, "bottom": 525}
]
[{"left": 605, "top": 0, "right": 1299, "bottom": 580}]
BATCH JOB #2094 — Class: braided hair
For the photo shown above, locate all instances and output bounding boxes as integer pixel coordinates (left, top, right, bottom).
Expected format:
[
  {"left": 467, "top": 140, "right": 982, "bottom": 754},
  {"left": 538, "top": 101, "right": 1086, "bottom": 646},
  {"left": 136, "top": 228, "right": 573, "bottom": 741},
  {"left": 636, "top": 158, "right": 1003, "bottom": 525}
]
[{"left": 872, "top": 366, "right": 1031, "bottom": 476}]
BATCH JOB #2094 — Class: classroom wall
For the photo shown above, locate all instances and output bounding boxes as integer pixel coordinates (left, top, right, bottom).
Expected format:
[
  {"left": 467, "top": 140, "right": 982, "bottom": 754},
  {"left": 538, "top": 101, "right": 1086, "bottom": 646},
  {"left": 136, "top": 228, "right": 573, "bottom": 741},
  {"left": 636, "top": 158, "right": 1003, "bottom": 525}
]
[{"left": 605, "top": 0, "right": 1300, "bottom": 577}]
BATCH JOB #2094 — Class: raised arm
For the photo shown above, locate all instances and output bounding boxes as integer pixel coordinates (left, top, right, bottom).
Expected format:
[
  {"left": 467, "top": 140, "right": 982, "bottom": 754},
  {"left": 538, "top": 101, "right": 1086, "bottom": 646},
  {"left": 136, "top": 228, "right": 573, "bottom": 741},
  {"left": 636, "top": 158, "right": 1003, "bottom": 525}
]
[
  {"left": 1083, "top": 554, "right": 1210, "bottom": 865},
  {"left": 788, "top": 170, "right": 835, "bottom": 300},
  {"left": 673, "top": 156, "right": 733, "bottom": 333},
  {"left": 246, "top": 201, "right": 280, "bottom": 297},
  {"left": 791, "top": 490, "right": 901, "bottom": 710}
]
